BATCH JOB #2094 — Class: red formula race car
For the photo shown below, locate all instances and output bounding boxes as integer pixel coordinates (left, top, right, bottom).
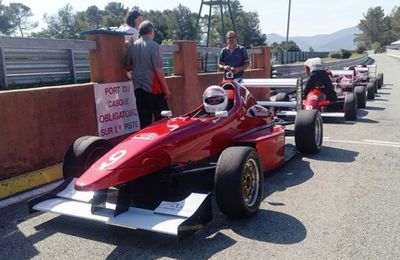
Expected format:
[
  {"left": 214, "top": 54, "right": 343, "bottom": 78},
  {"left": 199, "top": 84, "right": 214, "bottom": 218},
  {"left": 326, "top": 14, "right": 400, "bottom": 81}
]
[
  {"left": 271, "top": 72, "right": 359, "bottom": 121},
  {"left": 353, "top": 64, "right": 384, "bottom": 99},
  {"left": 29, "top": 79, "right": 323, "bottom": 241}
]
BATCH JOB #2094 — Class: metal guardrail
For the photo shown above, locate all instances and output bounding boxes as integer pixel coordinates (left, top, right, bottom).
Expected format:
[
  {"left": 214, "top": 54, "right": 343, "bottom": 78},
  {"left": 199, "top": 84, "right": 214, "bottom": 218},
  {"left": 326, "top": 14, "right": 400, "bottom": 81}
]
[
  {"left": 0, "top": 37, "right": 96, "bottom": 89},
  {"left": 271, "top": 51, "right": 330, "bottom": 64},
  {"left": 272, "top": 54, "right": 370, "bottom": 78}
]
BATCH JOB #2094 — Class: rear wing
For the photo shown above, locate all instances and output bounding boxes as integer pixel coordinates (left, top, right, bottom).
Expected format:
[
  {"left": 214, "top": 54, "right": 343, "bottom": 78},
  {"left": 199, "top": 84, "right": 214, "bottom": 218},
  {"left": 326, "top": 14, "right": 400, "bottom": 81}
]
[
  {"left": 330, "top": 70, "right": 354, "bottom": 77},
  {"left": 352, "top": 65, "right": 377, "bottom": 78},
  {"left": 330, "top": 70, "right": 354, "bottom": 86},
  {"left": 241, "top": 78, "right": 303, "bottom": 111},
  {"left": 367, "top": 64, "right": 377, "bottom": 78}
]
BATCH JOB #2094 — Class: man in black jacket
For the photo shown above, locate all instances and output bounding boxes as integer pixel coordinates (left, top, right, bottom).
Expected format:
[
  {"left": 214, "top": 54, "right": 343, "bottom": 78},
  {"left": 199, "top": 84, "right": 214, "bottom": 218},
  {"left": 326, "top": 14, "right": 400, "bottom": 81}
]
[{"left": 303, "top": 58, "right": 337, "bottom": 102}]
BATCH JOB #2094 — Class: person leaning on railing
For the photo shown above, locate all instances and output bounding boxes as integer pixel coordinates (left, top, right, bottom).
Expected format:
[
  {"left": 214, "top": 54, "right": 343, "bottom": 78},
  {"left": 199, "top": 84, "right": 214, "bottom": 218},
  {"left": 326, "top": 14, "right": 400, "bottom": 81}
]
[{"left": 117, "top": 10, "right": 143, "bottom": 46}]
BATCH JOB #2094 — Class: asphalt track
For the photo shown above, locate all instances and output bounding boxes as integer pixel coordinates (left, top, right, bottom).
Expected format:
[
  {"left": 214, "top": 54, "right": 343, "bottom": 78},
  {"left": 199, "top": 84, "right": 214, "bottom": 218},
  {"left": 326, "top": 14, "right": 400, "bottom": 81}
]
[{"left": 1, "top": 54, "right": 399, "bottom": 259}]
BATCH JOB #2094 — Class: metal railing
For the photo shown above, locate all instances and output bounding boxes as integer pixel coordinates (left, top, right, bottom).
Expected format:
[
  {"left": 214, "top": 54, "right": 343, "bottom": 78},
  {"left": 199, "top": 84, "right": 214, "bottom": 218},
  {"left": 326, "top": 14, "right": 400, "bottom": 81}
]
[
  {"left": 0, "top": 37, "right": 182, "bottom": 89},
  {"left": 0, "top": 37, "right": 96, "bottom": 89},
  {"left": 271, "top": 51, "right": 330, "bottom": 64},
  {"left": 272, "top": 54, "right": 370, "bottom": 78}
]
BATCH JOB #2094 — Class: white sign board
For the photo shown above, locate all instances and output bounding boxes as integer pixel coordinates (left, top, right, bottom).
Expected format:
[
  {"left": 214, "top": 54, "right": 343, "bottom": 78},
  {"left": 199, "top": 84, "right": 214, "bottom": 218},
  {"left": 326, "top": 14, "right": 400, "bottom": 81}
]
[{"left": 94, "top": 81, "right": 140, "bottom": 139}]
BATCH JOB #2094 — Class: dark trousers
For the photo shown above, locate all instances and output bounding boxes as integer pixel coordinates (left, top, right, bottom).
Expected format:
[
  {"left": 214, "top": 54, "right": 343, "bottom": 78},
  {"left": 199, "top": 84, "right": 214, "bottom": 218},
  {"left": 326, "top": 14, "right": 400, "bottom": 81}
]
[
  {"left": 135, "top": 88, "right": 169, "bottom": 129},
  {"left": 304, "top": 70, "right": 337, "bottom": 102}
]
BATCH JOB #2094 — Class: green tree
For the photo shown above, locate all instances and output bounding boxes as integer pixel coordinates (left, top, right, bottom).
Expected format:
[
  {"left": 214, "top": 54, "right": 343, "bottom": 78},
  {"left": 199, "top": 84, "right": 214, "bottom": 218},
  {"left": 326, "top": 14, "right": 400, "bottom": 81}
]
[
  {"left": 142, "top": 10, "right": 170, "bottom": 44},
  {"left": 270, "top": 42, "right": 283, "bottom": 52},
  {"left": 355, "top": 6, "right": 390, "bottom": 47},
  {"left": 167, "top": 4, "right": 197, "bottom": 40},
  {"left": 32, "top": 4, "right": 80, "bottom": 39},
  {"left": 390, "top": 6, "right": 400, "bottom": 40},
  {"left": 75, "top": 5, "right": 105, "bottom": 31},
  {"left": 270, "top": 41, "right": 301, "bottom": 52},
  {"left": 0, "top": 0, "right": 13, "bottom": 35},
  {"left": 103, "top": 2, "right": 127, "bottom": 28},
  {"left": 8, "top": 3, "right": 38, "bottom": 36}
]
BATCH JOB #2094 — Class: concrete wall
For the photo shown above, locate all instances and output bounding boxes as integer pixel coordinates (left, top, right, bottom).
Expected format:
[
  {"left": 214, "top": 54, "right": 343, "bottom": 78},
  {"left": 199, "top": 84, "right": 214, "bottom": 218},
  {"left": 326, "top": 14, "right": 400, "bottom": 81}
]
[
  {"left": 0, "top": 37, "right": 270, "bottom": 180},
  {"left": 0, "top": 84, "right": 97, "bottom": 179}
]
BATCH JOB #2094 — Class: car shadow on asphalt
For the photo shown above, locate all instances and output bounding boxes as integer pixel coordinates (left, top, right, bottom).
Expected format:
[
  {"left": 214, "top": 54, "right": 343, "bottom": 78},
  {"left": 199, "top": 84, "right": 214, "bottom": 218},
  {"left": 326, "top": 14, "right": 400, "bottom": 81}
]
[
  {"left": 20, "top": 201, "right": 307, "bottom": 259},
  {"left": 264, "top": 154, "right": 313, "bottom": 198},
  {"left": 323, "top": 112, "right": 379, "bottom": 124},
  {"left": 0, "top": 201, "right": 41, "bottom": 259},
  {"left": 309, "top": 145, "right": 358, "bottom": 163},
  {"left": 365, "top": 106, "right": 386, "bottom": 111}
]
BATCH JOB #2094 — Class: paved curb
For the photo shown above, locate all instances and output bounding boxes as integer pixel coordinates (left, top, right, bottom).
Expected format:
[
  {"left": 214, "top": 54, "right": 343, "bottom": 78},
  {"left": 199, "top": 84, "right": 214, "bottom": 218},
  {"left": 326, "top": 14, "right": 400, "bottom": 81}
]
[{"left": 0, "top": 164, "right": 62, "bottom": 199}]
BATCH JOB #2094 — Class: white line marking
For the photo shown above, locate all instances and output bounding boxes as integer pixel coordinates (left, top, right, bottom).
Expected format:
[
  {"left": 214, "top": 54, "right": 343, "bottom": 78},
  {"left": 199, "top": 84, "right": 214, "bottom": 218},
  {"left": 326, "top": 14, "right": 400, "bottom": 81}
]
[
  {"left": 362, "top": 140, "right": 400, "bottom": 145},
  {"left": 324, "top": 139, "right": 400, "bottom": 148}
]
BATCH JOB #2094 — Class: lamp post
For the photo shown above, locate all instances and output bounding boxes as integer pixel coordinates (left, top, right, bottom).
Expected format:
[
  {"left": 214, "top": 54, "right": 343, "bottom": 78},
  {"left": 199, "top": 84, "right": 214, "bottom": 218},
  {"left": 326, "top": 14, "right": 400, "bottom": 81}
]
[{"left": 285, "top": 0, "right": 292, "bottom": 64}]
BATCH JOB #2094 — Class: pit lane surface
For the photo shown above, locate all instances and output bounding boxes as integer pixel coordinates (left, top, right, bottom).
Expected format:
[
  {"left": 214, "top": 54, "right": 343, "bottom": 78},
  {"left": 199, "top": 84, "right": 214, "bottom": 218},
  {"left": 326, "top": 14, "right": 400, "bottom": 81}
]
[{"left": 1, "top": 54, "right": 399, "bottom": 259}]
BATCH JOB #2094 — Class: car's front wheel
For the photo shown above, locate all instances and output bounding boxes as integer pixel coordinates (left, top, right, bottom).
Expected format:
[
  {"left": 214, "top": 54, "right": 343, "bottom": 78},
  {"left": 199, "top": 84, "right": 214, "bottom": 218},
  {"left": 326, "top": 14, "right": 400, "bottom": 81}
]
[
  {"left": 63, "top": 136, "right": 114, "bottom": 179},
  {"left": 354, "top": 86, "right": 366, "bottom": 108},
  {"left": 294, "top": 109, "right": 323, "bottom": 154},
  {"left": 344, "top": 93, "right": 358, "bottom": 121},
  {"left": 215, "top": 147, "right": 264, "bottom": 218}
]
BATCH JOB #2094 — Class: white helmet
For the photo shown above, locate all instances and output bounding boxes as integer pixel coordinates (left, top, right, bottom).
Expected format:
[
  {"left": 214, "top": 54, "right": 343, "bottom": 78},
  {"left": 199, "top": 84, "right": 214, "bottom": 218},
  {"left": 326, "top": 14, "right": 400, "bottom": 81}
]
[{"left": 203, "top": 85, "right": 228, "bottom": 113}]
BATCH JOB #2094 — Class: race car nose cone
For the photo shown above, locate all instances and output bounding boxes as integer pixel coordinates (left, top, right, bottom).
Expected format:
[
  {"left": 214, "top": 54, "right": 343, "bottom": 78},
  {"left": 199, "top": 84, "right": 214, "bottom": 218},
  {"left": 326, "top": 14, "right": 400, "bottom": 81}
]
[{"left": 74, "top": 167, "right": 119, "bottom": 191}]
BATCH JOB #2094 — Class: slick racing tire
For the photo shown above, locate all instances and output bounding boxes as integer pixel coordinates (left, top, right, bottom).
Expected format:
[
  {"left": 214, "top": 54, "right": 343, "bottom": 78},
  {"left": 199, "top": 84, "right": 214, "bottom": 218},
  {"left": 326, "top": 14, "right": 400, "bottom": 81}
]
[
  {"left": 63, "top": 136, "right": 114, "bottom": 179},
  {"left": 377, "top": 73, "right": 383, "bottom": 89},
  {"left": 215, "top": 147, "right": 264, "bottom": 218},
  {"left": 354, "top": 86, "right": 366, "bottom": 108},
  {"left": 344, "top": 93, "right": 358, "bottom": 121},
  {"left": 294, "top": 110, "right": 323, "bottom": 154},
  {"left": 367, "top": 82, "right": 375, "bottom": 100}
]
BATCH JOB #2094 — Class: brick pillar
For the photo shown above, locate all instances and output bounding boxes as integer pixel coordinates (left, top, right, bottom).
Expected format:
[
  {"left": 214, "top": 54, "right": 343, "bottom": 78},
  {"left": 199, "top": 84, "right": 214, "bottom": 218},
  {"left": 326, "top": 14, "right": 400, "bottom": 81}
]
[
  {"left": 172, "top": 41, "right": 201, "bottom": 113},
  {"left": 252, "top": 46, "right": 271, "bottom": 77},
  {"left": 88, "top": 33, "right": 127, "bottom": 83},
  {"left": 251, "top": 46, "right": 271, "bottom": 100}
]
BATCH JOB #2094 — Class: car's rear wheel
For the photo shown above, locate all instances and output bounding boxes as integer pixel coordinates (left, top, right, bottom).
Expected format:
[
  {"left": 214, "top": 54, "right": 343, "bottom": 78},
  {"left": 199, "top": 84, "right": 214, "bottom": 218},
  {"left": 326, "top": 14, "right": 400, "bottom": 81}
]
[
  {"left": 344, "top": 93, "right": 357, "bottom": 121},
  {"left": 63, "top": 136, "right": 114, "bottom": 179},
  {"left": 354, "top": 86, "right": 366, "bottom": 108},
  {"left": 367, "top": 82, "right": 375, "bottom": 100},
  {"left": 294, "top": 110, "right": 323, "bottom": 154},
  {"left": 215, "top": 147, "right": 264, "bottom": 218}
]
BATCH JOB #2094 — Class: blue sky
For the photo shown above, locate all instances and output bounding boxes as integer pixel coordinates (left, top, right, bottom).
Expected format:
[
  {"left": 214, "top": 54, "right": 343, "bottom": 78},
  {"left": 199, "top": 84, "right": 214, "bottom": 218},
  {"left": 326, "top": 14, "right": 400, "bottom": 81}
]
[{"left": 3, "top": 0, "right": 399, "bottom": 38}]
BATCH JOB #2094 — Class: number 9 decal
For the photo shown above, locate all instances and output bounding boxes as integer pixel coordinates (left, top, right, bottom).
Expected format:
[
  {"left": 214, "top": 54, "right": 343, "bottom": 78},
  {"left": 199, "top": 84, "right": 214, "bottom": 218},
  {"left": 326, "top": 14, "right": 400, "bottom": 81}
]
[{"left": 98, "top": 150, "right": 127, "bottom": 170}]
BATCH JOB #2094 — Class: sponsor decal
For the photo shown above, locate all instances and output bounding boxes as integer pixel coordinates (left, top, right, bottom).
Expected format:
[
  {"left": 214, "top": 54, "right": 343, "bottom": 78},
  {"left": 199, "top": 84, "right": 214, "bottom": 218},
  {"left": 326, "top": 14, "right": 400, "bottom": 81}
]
[{"left": 133, "top": 133, "right": 158, "bottom": 140}]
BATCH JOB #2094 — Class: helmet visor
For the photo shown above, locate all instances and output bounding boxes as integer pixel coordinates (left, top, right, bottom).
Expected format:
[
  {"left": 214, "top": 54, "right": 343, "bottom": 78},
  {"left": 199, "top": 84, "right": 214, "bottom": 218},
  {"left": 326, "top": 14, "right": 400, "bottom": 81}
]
[{"left": 205, "top": 95, "right": 225, "bottom": 105}]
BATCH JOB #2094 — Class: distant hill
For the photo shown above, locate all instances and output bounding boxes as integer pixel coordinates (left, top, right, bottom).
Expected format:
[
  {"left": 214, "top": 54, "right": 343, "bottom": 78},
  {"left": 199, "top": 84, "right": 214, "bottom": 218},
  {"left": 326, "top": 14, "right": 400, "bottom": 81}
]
[{"left": 267, "top": 27, "right": 360, "bottom": 51}]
